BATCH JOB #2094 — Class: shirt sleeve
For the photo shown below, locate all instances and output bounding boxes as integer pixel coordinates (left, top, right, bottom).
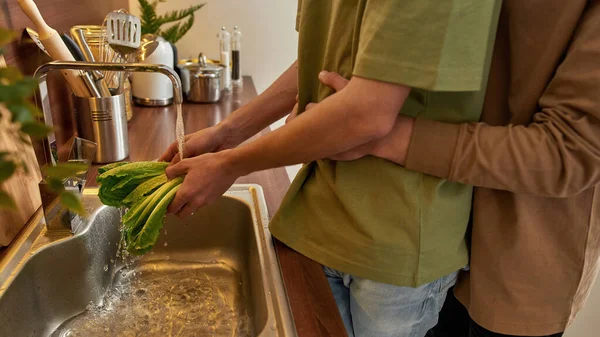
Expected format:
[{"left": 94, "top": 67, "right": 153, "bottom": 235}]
[
  {"left": 405, "top": 2, "right": 600, "bottom": 197},
  {"left": 353, "top": 0, "right": 500, "bottom": 91}
]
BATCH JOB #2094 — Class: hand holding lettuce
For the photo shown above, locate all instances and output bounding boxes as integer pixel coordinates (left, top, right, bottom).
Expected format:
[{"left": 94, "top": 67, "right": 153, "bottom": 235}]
[{"left": 96, "top": 161, "right": 182, "bottom": 255}]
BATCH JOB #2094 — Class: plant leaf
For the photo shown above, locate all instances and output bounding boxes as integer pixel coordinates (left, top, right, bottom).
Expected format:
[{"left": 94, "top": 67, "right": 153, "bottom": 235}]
[
  {"left": 0, "top": 28, "right": 16, "bottom": 46},
  {"left": 20, "top": 121, "right": 52, "bottom": 138},
  {"left": 19, "top": 133, "right": 32, "bottom": 145},
  {"left": 139, "top": 0, "right": 204, "bottom": 43},
  {"left": 21, "top": 162, "right": 30, "bottom": 175},
  {"left": 0, "top": 190, "right": 17, "bottom": 210},
  {"left": 0, "top": 78, "right": 38, "bottom": 103},
  {"left": 172, "top": 12, "right": 195, "bottom": 44},
  {"left": 7, "top": 102, "right": 36, "bottom": 124},
  {"left": 0, "top": 67, "right": 23, "bottom": 83},
  {"left": 0, "top": 159, "right": 17, "bottom": 183},
  {"left": 139, "top": 0, "right": 160, "bottom": 35},
  {"left": 43, "top": 163, "right": 89, "bottom": 180},
  {"left": 46, "top": 177, "right": 66, "bottom": 193},
  {"left": 60, "top": 191, "right": 86, "bottom": 216},
  {"left": 156, "top": 3, "right": 205, "bottom": 25},
  {"left": 160, "top": 21, "right": 181, "bottom": 43}
]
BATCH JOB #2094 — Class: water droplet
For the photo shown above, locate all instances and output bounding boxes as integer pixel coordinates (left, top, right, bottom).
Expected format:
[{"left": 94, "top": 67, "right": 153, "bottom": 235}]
[
  {"left": 103, "top": 264, "right": 109, "bottom": 272},
  {"left": 164, "top": 242, "right": 168, "bottom": 247}
]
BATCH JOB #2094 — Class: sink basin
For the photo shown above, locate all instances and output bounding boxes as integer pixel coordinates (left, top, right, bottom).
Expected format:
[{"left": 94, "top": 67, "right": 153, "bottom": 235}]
[{"left": 0, "top": 185, "right": 296, "bottom": 336}]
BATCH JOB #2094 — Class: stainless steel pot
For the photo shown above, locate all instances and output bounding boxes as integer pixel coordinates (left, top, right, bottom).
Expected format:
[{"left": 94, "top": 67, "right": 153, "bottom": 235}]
[{"left": 178, "top": 54, "right": 223, "bottom": 103}]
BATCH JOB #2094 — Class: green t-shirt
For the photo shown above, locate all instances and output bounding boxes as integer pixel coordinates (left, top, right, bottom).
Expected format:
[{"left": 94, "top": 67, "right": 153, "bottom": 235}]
[{"left": 270, "top": 0, "right": 501, "bottom": 287}]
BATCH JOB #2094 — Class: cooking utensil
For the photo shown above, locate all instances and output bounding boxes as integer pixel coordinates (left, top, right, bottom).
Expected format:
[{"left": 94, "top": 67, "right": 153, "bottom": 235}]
[
  {"left": 80, "top": 23, "right": 123, "bottom": 90},
  {"left": 103, "top": 10, "right": 141, "bottom": 93},
  {"left": 24, "top": 27, "right": 49, "bottom": 56},
  {"left": 129, "top": 38, "right": 159, "bottom": 62},
  {"left": 60, "top": 34, "right": 85, "bottom": 62},
  {"left": 24, "top": 28, "right": 97, "bottom": 97},
  {"left": 69, "top": 25, "right": 104, "bottom": 60},
  {"left": 61, "top": 34, "right": 101, "bottom": 98},
  {"left": 105, "top": 10, "right": 141, "bottom": 60},
  {"left": 17, "top": 0, "right": 90, "bottom": 97},
  {"left": 70, "top": 27, "right": 111, "bottom": 97},
  {"left": 27, "top": 29, "right": 83, "bottom": 60},
  {"left": 177, "top": 53, "right": 223, "bottom": 103}
]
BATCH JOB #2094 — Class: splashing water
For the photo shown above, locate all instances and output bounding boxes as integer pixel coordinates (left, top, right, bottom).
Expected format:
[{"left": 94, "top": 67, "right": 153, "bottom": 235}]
[{"left": 51, "top": 260, "right": 251, "bottom": 337}]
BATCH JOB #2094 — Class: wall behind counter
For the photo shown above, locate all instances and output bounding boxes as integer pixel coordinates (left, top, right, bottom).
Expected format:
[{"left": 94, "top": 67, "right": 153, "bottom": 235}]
[
  {"left": 128, "top": 0, "right": 301, "bottom": 180},
  {"left": 128, "top": 0, "right": 299, "bottom": 94}
]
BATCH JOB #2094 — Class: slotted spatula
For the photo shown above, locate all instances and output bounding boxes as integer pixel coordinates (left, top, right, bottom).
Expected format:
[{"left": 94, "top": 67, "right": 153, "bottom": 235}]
[{"left": 105, "top": 10, "right": 141, "bottom": 61}]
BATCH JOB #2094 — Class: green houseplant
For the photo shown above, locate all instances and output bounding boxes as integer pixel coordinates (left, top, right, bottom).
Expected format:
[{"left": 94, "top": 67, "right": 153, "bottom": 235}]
[
  {"left": 139, "top": 0, "right": 206, "bottom": 44},
  {"left": 0, "top": 27, "right": 85, "bottom": 214}
]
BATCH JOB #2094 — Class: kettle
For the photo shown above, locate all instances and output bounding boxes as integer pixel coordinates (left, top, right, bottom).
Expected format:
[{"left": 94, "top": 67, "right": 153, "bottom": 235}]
[{"left": 131, "top": 34, "right": 174, "bottom": 106}]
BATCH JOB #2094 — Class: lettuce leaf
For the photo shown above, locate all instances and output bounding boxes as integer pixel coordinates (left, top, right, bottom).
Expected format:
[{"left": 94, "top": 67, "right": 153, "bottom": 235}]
[
  {"left": 97, "top": 161, "right": 130, "bottom": 174},
  {"left": 122, "top": 174, "right": 169, "bottom": 208},
  {"left": 96, "top": 162, "right": 169, "bottom": 207},
  {"left": 127, "top": 179, "right": 182, "bottom": 255},
  {"left": 97, "top": 161, "right": 183, "bottom": 256}
]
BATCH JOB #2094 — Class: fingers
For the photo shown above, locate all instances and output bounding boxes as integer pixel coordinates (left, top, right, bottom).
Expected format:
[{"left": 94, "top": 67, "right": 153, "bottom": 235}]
[
  {"left": 159, "top": 134, "right": 195, "bottom": 162},
  {"left": 286, "top": 73, "right": 344, "bottom": 125},
  {"left": 158, "top": 142, "right": 179, "bottom": 162},
  {"left": 167, "top": 187, "right": 187, "bottom": 214},
  {"left": 176, "top": 202, "right": 197, "bottom": 218},
  {"left": 165, "top": 160, "right": 189, "bottom": 180},
  {"left": 318, "top": 70, "right": 349, "bottom": 92},
  {"left": 169, "top": 143, "right": 192, "bottom": 165},
  {"left": 286, "top": 103, "right": 299, "bottom": 124},
  {"left": 170, "top": 154, "right": 182, "bottom": 166}
]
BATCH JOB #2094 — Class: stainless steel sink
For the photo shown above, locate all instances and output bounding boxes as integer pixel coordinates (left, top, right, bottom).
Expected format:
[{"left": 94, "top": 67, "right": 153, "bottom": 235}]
[{"left": 0, "top": 185, "right": 296, "bottom": 337}]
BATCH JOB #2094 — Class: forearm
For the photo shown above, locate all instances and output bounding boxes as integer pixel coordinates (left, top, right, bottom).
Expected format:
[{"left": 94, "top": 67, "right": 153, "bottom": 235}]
[
  {"left": 381, "top": 113, "right": 599, "bottom": 197},
  {"left": 219, "top": 61, "right": 298, "bottom": 145},
  {"left": 226, "top": 78, "right": 410, "bottom": 174}
]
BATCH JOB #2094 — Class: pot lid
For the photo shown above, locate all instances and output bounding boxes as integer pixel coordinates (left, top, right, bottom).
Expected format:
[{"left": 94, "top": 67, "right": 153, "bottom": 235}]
[{"left": 178, "top": 53, "right": 222, "bottom": 74}]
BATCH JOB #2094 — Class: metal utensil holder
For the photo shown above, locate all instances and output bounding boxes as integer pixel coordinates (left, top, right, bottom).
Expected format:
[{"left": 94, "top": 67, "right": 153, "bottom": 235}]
[
  {"left": 34, "top": 61, "right": 183, "bottom": 166},
  {"left": 74, "top": 93, "right": 128, "bottom": 163}
]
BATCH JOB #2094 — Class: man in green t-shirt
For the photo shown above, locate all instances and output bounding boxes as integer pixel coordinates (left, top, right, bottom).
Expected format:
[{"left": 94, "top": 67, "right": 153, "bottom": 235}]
[{"left": 160, "top": 1, "right": 500, "bottom": 336}]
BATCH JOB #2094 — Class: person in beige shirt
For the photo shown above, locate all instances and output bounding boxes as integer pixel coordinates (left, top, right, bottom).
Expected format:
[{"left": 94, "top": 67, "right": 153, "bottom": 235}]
[{"left": 289, "top": 0, "right": 600, "bottom": 336}]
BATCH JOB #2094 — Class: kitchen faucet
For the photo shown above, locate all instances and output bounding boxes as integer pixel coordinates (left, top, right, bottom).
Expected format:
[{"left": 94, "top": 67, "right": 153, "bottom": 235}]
[{"left": 33, "top": 61, "right": 183, "bottom": 232}]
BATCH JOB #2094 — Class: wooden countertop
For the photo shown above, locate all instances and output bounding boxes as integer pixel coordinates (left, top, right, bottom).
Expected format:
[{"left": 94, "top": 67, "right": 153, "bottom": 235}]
[{"left": 92, "top": 77, "right": 347, "bottom": 337}]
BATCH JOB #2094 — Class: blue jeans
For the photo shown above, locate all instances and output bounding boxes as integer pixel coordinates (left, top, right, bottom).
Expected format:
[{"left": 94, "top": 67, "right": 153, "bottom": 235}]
[{"left": 324, "top": 266, "right": 459, "bottom": 337}]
